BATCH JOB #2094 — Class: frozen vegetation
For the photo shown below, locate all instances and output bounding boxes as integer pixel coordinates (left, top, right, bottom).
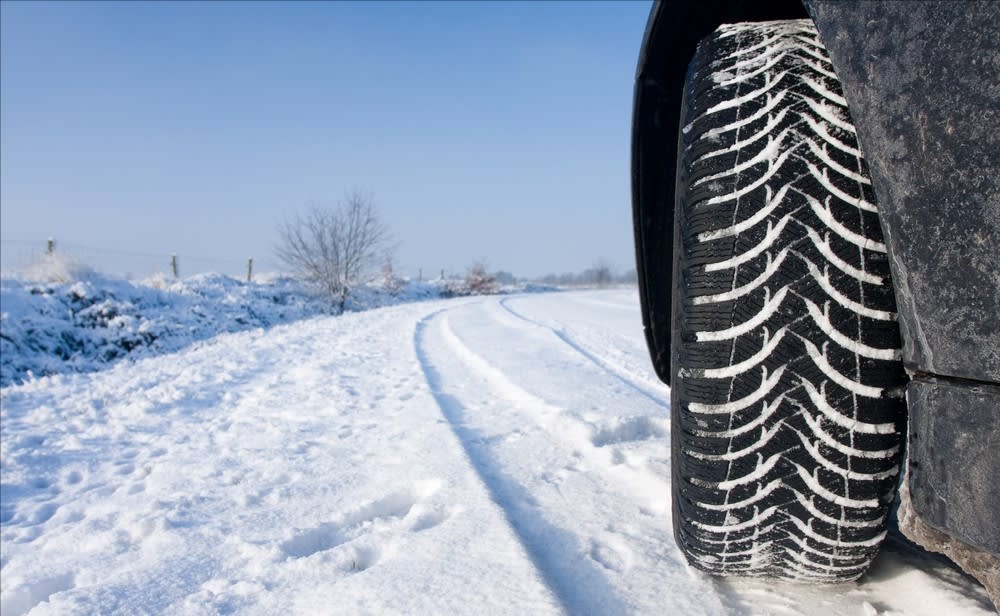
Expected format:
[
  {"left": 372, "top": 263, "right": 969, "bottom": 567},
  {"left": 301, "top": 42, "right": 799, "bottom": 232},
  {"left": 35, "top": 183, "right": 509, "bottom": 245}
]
[{"left": 0, "top": 259, "right": 543, "bottom": 388}]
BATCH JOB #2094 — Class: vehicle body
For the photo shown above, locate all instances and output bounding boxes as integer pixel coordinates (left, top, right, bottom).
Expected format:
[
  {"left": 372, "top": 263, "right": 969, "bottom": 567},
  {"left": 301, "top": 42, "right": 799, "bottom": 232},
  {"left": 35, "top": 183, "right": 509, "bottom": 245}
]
[{"left": 631, "top": 0, "right": 998, "bottom": 601}]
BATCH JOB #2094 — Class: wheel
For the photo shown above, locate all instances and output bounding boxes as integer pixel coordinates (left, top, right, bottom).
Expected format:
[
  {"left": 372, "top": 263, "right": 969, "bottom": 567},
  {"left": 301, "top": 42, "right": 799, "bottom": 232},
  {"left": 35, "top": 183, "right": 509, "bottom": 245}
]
[{"left": 671, "top": 19, "right": 908, "bottom": 581}]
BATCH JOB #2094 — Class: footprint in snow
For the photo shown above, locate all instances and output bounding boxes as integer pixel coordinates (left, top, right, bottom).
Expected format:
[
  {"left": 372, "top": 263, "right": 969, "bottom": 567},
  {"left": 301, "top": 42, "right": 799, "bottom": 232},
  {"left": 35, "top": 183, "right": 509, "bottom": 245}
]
[
  {"left": 408, "top": 502, "right": 458, "bottom": 533},
  {"left": 590, "top": 415, "right": 668, "bottom": 447},
  {"left": 589, "top": 534, "right": 635, "bottom": 574},
  {"left": 280, "top": 480, "right": 447, "bottom": 564},
  {"left": 281, "top": 521, "right": 348, "bottom": 559},
  {"left": 30, "top": 503, "right": 59, "bottom": 525}
]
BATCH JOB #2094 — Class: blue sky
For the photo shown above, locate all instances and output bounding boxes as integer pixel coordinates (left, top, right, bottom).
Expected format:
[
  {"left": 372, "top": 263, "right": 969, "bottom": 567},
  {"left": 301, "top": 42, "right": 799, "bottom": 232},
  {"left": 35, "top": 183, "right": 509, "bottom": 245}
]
[{"left": 1, "top": 1, "right": 652, "bottom": 279}]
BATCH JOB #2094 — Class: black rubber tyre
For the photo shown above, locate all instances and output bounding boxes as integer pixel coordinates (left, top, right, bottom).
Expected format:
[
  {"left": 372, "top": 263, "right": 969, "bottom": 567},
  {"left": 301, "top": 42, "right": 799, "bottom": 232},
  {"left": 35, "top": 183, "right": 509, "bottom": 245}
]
[{"left": 671, "top": 20, "right": 908, "bottom": 581}]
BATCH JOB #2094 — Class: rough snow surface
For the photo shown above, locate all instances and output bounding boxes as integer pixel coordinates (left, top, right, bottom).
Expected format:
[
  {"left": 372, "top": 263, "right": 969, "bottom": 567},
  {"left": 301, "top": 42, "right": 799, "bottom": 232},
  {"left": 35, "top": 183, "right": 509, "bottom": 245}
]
[{"left": 1, "top": 290, "right": 993, "bottom": 615}]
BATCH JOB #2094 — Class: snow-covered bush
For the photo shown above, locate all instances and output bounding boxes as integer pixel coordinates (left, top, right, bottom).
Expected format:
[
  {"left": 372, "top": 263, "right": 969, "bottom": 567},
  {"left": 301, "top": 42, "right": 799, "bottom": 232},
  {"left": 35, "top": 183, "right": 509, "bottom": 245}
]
[
  {"left": 19, "top": 253, "right": 97, "bottom": 284},
  {"left": 0, "top": 273, "right": 325, "bottom": 387},
  {"left": 382, "top": 258, "right": 405, "bottom": 296},
  {"left": 465, "top": 262, "right": 498, "bottom": 295}
]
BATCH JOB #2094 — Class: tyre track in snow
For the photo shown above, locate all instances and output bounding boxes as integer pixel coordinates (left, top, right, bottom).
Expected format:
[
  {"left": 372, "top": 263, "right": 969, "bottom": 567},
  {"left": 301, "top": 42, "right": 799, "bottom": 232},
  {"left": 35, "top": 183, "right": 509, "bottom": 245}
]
[
  {"left": 496, "top": 297, "right": 670, "bottom": 410},
  {"left": 432, "top": 304, "right": 670, "bottom": 511},
  {"left": 414, "top": 308, "right": 632, "bottom": 615},
  {"left": 414, "top": 301, "right": 726, "bottom": 615}
]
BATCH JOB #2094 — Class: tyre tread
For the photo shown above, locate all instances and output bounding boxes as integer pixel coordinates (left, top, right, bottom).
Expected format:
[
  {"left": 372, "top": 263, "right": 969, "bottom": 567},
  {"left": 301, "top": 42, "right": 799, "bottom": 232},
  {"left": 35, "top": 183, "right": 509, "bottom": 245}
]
[{"left": 672, "top": 19, "right": 907, "bottom": 582}]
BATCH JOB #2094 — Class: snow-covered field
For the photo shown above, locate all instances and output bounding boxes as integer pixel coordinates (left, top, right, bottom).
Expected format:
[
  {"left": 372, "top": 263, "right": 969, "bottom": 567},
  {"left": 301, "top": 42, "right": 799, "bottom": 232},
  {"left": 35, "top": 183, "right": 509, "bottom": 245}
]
[{"left": 1, "top": 289, "right": 993, "bottom": 615}]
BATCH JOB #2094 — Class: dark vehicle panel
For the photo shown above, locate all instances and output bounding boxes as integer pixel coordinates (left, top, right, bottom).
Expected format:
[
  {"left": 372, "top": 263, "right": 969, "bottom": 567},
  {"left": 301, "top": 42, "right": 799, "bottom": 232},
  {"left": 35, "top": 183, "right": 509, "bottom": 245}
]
[{"left": 806, "top": 0, "right": 1000, "bottom": 384}]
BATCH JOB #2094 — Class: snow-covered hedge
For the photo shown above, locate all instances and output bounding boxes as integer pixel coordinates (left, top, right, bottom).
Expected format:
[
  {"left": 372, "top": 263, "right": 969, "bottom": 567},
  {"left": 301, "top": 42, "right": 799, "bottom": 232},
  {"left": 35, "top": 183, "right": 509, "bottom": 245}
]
[
  {"left": 0, "top": 272, "right": 329, "bottom": 387},
  {"left": 0, "top": 265, "right": 555, "bottom": 387}
]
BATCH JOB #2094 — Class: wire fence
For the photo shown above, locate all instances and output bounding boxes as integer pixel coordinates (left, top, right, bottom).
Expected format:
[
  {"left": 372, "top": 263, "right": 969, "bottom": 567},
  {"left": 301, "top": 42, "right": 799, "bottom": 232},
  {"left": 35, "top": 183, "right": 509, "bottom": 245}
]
[
  {"left": 0, "top": 238, "right": 285, "bottom": 281},
  {"left": 1, "top": 239, "right": 637, "bottom": 286}
]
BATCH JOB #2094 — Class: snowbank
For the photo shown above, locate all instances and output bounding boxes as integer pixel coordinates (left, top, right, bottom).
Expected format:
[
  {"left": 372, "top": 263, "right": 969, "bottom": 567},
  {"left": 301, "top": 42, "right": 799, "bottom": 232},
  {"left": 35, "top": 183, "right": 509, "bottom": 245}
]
[
  {"left": 0, "top": 265, "right": 556, "bottom": 388},
  {"left": 0, "top": 272, "right": 321, "bottom": 388}
]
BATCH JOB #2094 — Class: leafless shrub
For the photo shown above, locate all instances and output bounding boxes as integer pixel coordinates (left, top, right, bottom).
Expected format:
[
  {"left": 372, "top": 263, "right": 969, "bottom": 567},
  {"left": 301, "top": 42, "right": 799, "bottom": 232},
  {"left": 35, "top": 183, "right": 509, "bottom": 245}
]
[{"left": 276, "top": 192, "right": 390, "bottom": 311}]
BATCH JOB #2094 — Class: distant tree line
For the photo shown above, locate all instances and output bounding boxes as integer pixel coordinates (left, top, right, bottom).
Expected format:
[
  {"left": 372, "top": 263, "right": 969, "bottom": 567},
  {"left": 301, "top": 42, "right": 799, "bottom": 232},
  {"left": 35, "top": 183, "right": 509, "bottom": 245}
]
[{"left": 536, "top": 261, "right": 637, "bottom": 288}]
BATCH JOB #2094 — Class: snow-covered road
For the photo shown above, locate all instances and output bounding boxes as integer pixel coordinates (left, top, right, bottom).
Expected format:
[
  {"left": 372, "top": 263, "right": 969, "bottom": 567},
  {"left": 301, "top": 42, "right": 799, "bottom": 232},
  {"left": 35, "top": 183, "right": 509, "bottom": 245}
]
[{"left": 1, "top": 290, "right": 992, "bottom": 615}]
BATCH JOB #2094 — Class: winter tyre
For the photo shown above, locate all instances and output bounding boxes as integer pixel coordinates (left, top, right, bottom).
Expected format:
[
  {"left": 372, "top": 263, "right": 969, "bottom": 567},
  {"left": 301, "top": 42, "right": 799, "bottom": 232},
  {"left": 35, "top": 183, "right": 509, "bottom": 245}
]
[{"left": 671, "top": 20, "right": 908, "bottom": 581}]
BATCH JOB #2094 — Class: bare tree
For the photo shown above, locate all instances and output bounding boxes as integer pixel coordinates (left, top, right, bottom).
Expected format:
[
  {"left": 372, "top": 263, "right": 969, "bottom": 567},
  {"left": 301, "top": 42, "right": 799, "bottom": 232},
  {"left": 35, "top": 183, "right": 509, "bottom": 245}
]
[
  {"left": 594, "top": 261, "right": 613, "bottom": 288},
  {"left": 583, "top": 260, "right": 613, "bottom": 288},
  {"left": 276, "top": 192, "right": 390, "bottom": 311}
]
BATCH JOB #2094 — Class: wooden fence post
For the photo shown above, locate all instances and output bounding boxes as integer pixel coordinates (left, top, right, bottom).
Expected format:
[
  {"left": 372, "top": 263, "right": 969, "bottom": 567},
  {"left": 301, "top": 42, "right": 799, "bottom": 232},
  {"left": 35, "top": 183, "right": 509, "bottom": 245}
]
[
  {"left": 247, "top": 257, "right": 253, "bottom": 283},
  {"left": 171, "top": 254, "right": 178, "bottom": 278}
]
